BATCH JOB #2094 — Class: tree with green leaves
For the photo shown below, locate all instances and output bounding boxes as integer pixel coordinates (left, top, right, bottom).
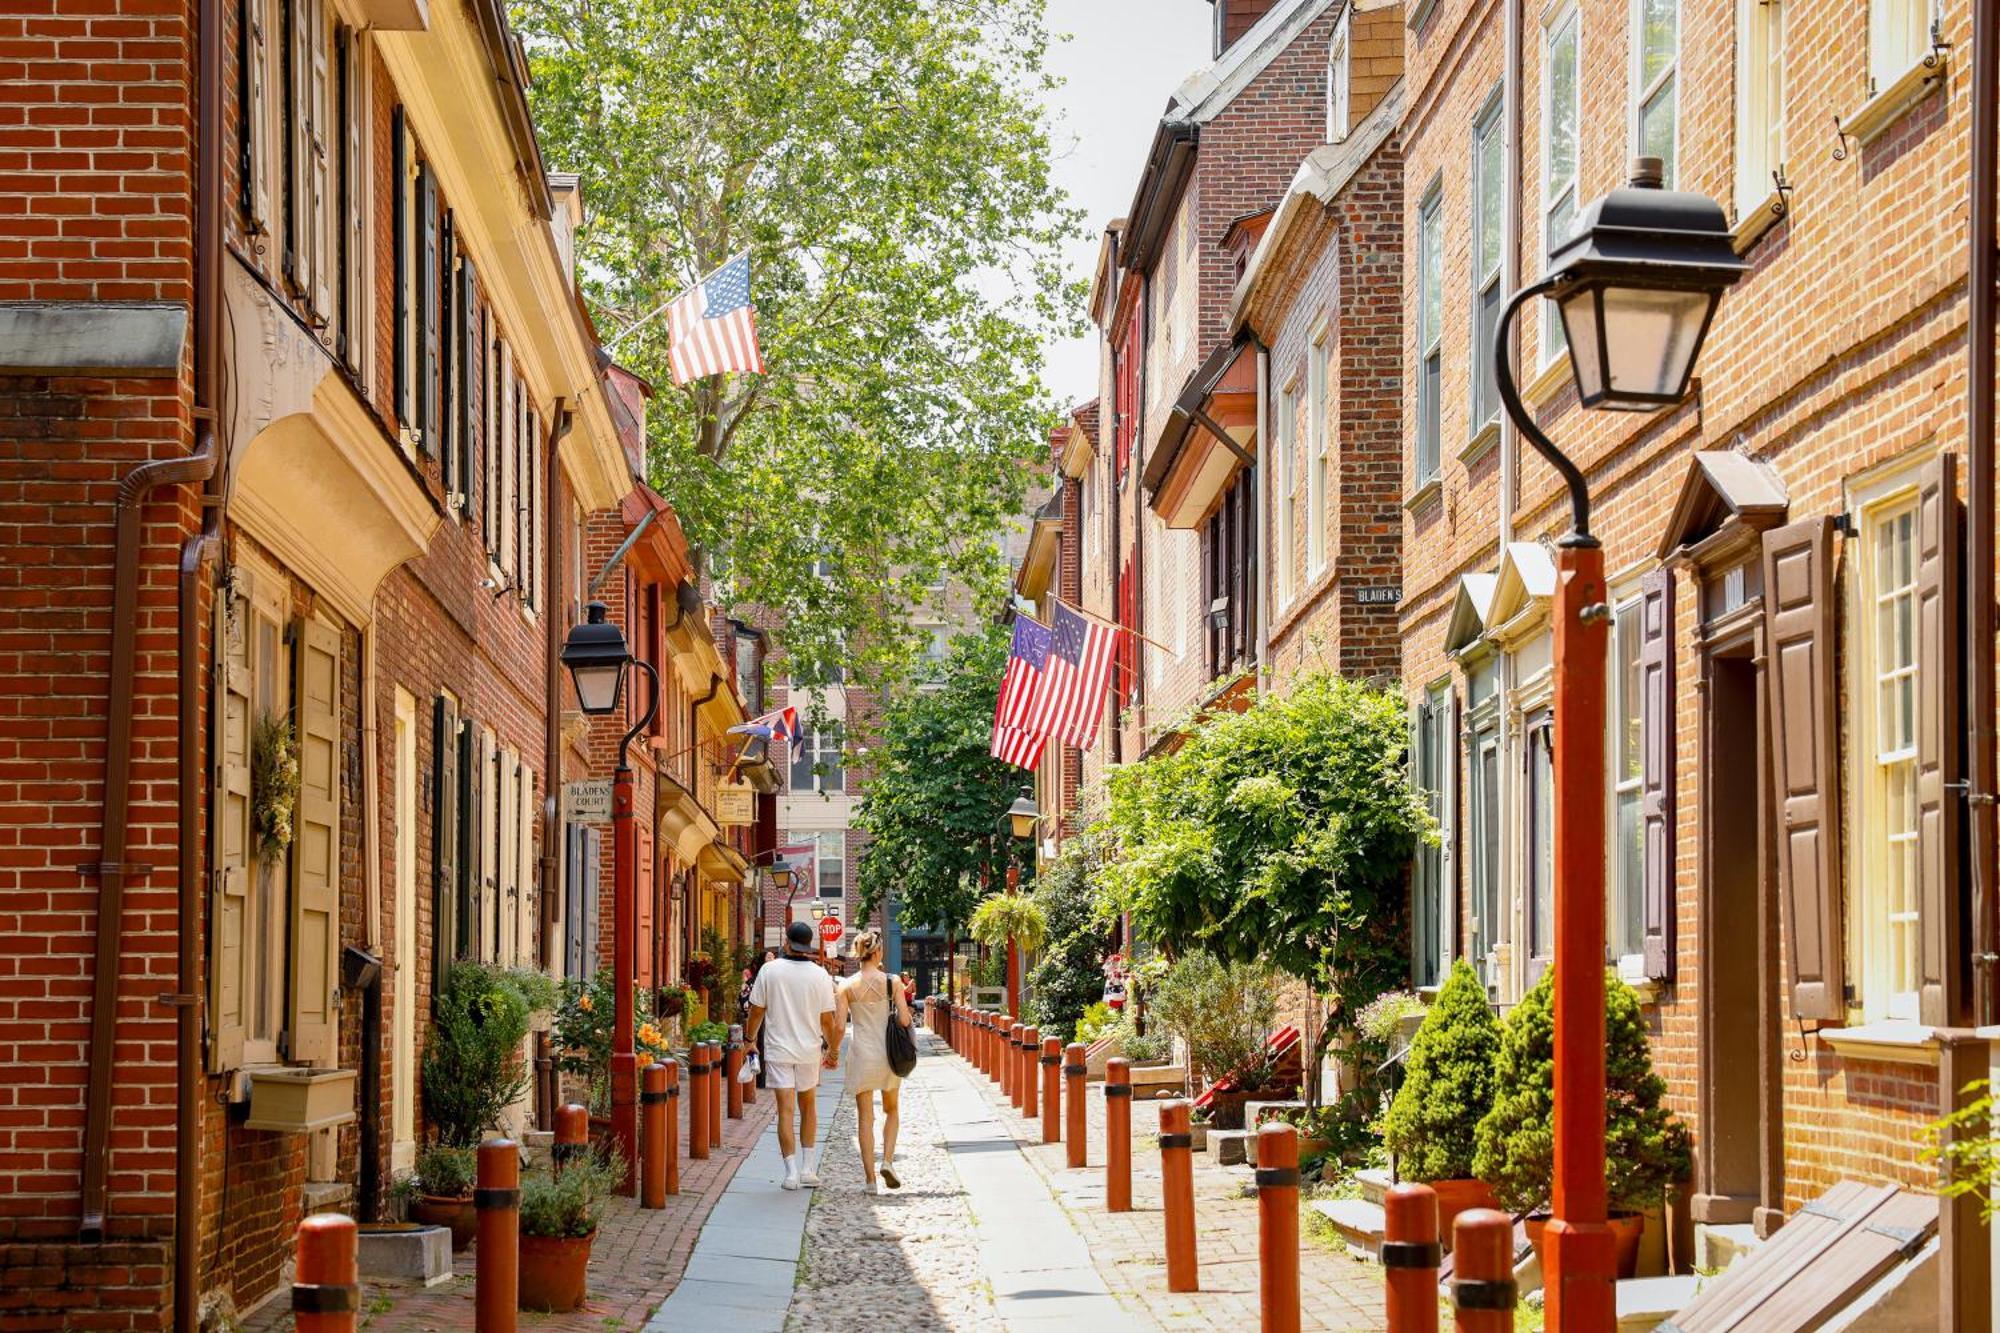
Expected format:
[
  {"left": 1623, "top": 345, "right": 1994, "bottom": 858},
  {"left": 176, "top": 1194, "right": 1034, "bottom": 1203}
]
[
  {"left": 1094, "top": 672, "right": 1433, "bottom": 1089},
  {"left": 852, "top": 623, "right": 1032, "bottom": 949},
  {"left": 514, "top": 0, "right": 1081, "bottom": 689},
  {"left": 1025, "top": 829, "right": 1115, "bottom": 1038}
]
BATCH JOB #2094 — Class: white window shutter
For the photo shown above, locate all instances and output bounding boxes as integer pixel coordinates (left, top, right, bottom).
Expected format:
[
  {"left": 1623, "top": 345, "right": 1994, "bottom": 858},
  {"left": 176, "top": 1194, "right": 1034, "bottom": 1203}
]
[
  {"left": 308, "top": 0, "right": 332, "bottom": 321},
  {"left": 247, "top": 0, "right": 273, "bottom": 232},
  {"left": 517, "top": 767, "right": 536, "bottom": 968},
  {"left": 209, "top": 574, "right": 254, "bottom": 1071},
  {"left": 289, "top": 617, "right": 342, "bottom": 1066}
]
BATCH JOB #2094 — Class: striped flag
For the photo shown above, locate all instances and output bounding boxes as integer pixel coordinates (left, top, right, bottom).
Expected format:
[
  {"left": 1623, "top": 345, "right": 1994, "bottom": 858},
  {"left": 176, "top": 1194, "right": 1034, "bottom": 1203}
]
[
  {"left": 1025, "top": 602, "right": 1117, "bottom": 750},
  {"left": 990, "top": 616, "right": 1052, "bottom": 768},
  {"left": 666, "top": 252, "right": 765, "bottom": 385},
  {"left": 747, "top": 705, "right": 801, "bottom": 750}
]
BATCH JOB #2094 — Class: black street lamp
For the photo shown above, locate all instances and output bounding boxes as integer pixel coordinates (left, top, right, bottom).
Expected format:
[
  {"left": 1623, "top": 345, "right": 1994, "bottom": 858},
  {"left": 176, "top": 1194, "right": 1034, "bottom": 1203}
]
[{"left": 1492, "top": 158, "right": 1743, "bottom": 1332}]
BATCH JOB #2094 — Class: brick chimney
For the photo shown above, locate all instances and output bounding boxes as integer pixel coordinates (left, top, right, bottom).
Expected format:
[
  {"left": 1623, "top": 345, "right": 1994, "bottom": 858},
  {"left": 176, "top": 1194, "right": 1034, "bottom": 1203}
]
[{"left": 1211, "top": 0, "right": 1282, "bottom": 56}]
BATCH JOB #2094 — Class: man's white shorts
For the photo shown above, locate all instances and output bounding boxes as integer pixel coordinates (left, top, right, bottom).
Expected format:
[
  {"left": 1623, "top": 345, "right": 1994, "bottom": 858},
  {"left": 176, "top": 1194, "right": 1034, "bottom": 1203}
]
[{"left": 765, "top": 1059, "right": 822, "bottom": 1092}]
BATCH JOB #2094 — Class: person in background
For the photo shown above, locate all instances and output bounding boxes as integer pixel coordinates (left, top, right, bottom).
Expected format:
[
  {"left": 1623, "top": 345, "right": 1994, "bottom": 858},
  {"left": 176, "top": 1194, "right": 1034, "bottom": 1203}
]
[
  {"left": 833, "top": 928, "right": 910, "bottom": 1193},
  {"left": 744, "top": 920, "right": 839, "bottom": 1189}
]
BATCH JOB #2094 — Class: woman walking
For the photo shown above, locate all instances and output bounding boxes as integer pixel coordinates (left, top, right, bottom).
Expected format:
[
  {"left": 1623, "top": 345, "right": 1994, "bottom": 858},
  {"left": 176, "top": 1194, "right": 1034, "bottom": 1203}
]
[{"left": 835, "top": 929, "right": 910, "bottom": 1193}]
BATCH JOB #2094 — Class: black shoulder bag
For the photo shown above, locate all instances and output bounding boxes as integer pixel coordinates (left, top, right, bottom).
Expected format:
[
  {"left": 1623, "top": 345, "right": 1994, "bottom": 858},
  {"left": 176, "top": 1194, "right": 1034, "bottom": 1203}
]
[{"left": 883, "top": 972, "right": 918, "bottom": 1077}]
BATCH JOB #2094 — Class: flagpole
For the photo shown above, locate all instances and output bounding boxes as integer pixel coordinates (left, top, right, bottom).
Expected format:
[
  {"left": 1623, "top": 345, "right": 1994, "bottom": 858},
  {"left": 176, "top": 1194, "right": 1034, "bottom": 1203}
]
[{"left": 1050, "top": 594, "right": 1176, "bottom": 656}]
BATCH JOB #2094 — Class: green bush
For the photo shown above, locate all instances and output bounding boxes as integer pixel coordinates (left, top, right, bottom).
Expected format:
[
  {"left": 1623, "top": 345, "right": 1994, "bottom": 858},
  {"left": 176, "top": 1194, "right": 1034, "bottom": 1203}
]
[
  {"left": 422, "top": 962, "right": 553, "bottom": 1147},
  {"left": 519, "top": 1147, "right": 623, "bottom": 1239},
  {"left": 1025, "top": 835, "right": 1114, "bottom": 1040},
  {"left": 1112, "top": 1015, "right": 1166, "bottom": 1063},
  {"left": 1924, "top": 1080, "right": 2000, "bottom": 1219},
  {"left": 1074, "top": 1001, "right": 1116, "bottom": 1044},
  {"left": 1473, "top": 969, "right": 1692, "bottom": 1214},
  {"left": 1380, "top": 960, "right": 1500, "bottom": 1182},
  {"left": 1146, "top": 951, "right": 1277, "bottom": 1085},
  {"left": 414, "top": 1144, "right": 476, "bottom": 1198},
  {"left": 686, "top": 1020, "right": 729, "bottom": 1046},
  {"left": 969, "top": 893, "right": 1047, "bottom": 954}
]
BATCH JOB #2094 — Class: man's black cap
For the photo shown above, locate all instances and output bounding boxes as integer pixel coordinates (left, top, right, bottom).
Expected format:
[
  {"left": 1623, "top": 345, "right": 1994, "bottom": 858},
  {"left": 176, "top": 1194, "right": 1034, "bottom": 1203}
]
[{"left": 785, "top": 919, "right": 817, "bottom": 953}]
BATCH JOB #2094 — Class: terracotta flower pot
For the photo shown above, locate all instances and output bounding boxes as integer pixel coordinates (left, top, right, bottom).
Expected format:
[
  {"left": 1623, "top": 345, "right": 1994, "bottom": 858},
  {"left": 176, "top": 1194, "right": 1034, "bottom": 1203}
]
[
  {"left": 1427, "top": 1177, "right": 1499, "bottom": 1245},
  {"left": 1524, "top": 1211, "right": 1645, "bottom": 1280},
  {"left": 408, "top": 1195, "right": 477, "bottom": 1252},
  {"left": 518, "top": 1230, "right": 596, "bottom": 1313}
]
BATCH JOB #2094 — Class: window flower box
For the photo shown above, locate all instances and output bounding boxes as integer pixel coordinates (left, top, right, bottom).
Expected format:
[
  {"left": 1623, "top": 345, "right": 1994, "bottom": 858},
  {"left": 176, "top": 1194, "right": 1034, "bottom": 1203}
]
[{"left": 243, "top": 1066, "right": 358, "bottom": 1134}]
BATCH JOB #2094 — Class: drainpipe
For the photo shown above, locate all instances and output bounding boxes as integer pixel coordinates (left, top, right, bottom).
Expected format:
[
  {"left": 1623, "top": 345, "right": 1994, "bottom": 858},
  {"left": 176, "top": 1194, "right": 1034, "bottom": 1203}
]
[
  {"left": 538, "top": 401, "right": 572, "bottom": 1128},
  {"left": 1497, "top": 0, "right": 1524, "bottom": 999},
  {"left": 1255, "top": 340, "right": 1271, "bottom": 682},
  {"left": 1967, "top": 0, "right": 1998, "bottom": 1028},
  {"left": 82, "top": 8, "right": 225, "bottom": 1333}
]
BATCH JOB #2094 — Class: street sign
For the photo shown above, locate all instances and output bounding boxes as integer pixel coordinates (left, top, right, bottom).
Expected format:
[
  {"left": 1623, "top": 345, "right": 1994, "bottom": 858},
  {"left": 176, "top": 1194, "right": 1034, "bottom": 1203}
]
[
  {"left": 714, "top": 783, "right": 755, "bottom": 826},
  {"left": 563, "top": 779, "right": 613, "bottom": 822},
  {"left": 1354, "top": 585, "right": 1403, "bottom": 605},
  {"left": 819, "top": 914, "right": 844, "bottom": 946}
]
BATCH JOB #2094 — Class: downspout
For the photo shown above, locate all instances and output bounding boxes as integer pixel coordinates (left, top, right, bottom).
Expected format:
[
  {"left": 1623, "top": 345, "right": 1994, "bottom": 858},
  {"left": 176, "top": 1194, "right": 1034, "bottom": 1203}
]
[
  {"left": 1498, "top": 0, "right": 1524, "bottom": 999},
  {"left": 1255, "top": 340, "right": 1271, "bottom": 680},
  {"left": 538, "top": 401, "right": 572, "bottom": 1129},
  {"left": 1967, "top": 0, "right": 1998, "bottom": 1027},
  {"left": 82, "top": 17, "right": 225, "bottom": 1333}
]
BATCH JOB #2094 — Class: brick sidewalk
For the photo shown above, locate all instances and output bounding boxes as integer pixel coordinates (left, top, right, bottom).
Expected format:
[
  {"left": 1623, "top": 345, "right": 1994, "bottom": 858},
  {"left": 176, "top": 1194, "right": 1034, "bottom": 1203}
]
[
  {"left": 242, "top": 1092, "right": 777, "bottom": 1332},
  {"left": 951, "top": 1044, "right": 1387, "bottom": 1331}
]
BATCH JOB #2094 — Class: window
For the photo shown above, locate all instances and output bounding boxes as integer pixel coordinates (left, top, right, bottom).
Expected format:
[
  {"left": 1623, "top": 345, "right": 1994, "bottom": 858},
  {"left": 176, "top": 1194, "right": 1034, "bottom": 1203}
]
[
  {"left": 239, "top": 0, "right": 273, "bottom": 230},
  {"left": 281, "top": 0, "right": 332, "bottom": 317},
  {"left": 1276, "top": 380, "right": 1298, "bottom": 607},
  {"left": 814, "top": 831, "right": 847, "bottom": 900},
  {"left": 455, "top": 255, "right": 479, "bottom": 516},
  {"left": 1465, "top": 661, "right": 1503, "bottom": 971},
  {"left": 333, "top": 23, "right": 366, "bottom": 376},
  {"left": 1326, "top": 8, "right": 1351, "bottom": 141},
  {"left": 1416, "top": 189, "right": 1443, "bottom": 487},
  {"left": 1115, "top": 304, "right": 1141, "bottom": 482},
  {"left": 1471, "top": 94, "right": 1505, "bottom": 434},
  {"left": 1526, "top": 711, "right": 1555, "bottom": 976},
  {"left": 734, "top": 625, "right": 764, "bottom": 712},
  {"left": 1734, "top": 0, "right": 1785, "bottom": 220},
  {"left": 391, "top": 106, "right": 413, "bottom": 437},
  {"left": 1542, "top": 4, "right": 1580, "bottom": 366},
  {"left": 791, "top": 725, "right": 845, "bottom": 794},
  {"left": 1858, "top": 495, "right": 1921, "bottom": 1020},
  {"left": 920, "top": 624, "right": 953, "bottom": 682},
  {"left": 1609, "top": 598, "right": 1645, "bottom": 961},
  {"left": 1411, "top": 683, "right": 1454, "bottom": 989},
  {"left": 1870, "top": 0, "right": 1936, "bottom": 94},
  {"left": 418, "top": 161, "right": 439, "bottom": 454},
  {"left": 1631, "top": 0, "right": 1679, "bottom": 186},
  {"left": 1308, "top": 331, "right": 1329, "bottom": 575}
]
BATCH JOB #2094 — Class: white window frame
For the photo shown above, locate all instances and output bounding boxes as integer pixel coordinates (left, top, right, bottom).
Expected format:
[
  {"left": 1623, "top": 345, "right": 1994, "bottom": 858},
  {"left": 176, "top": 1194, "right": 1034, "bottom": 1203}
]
[
  {"left": 1607, "top": 593, "right": 1646, "bottom": 966},
  {"left": 792, "top": 724, "right": 845, "bottom": 795},
  {"left": 1416, "top": 186, "right": 1444, "bottom": 488},
  {"left": 1870, "top": 0, "right": 1937, "bottom": 96},
  {"left": 1541, "top": 1, "right": 1581, "bottom": 368},
  {"left": 335, "top": 22, "right": 369, "bottom": 379},
  {"left": 1308, "top": 326, "right": 1329, "bottom": 576},
  {"left": 1628, "top": 0, "right": 1680, "bottom": 187},
  {"left": 1277, "top": 377, "right": 1299, "bottom": 610},
  {"left": 815, "top": 830, "right": 847, "bottom": 901},
  {"left": 245, "top": 569, "right": 291, "bottom": 1065},
  {"left": 1847, "top": 463, "right": 1926, "bottom": 1024},
  {"left": 1470, "top": 91, "right": 1505, "bottom": 437},
  {"left": 391, "top": 686, "right": 417, "bottom": 1171},
  {"left": 1734, "top": 0, "right": 1786, "bottom": 222},
  {"left": 1326, "top": 7, "right": 1351, "bottom": 141}
]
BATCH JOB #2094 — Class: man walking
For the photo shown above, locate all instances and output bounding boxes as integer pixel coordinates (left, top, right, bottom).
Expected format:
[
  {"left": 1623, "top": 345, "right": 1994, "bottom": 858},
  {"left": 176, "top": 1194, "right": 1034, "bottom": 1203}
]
[{"left": 744, "top": 919, "right": 840, "bottom": 1189}]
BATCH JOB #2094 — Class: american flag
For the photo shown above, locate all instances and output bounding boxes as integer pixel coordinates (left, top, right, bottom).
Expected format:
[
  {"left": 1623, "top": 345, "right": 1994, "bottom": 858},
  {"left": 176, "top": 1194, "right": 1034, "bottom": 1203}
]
[
  {"left": 667, "top": 252, "right": 765, "bottom": 385},
  {"left": 989, "top": 615, "right": 1052, "bottom": 768},
  {"left": 1025, "top": 602, "right": 1117, "bottom": 750}
]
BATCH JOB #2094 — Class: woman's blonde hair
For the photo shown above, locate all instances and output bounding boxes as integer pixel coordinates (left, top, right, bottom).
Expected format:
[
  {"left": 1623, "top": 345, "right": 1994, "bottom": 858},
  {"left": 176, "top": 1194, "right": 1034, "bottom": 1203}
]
[{"left": 851, "top": 928, "right": 883, "bottom": 962}]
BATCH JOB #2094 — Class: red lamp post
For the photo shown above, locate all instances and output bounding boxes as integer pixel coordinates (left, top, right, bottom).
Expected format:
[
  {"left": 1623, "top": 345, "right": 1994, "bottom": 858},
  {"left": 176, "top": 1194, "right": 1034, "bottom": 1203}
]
[
  {"left": 1493, "top": 159, "right": 1742, "bottom": 1329},
  {"left": 561, "top": 601, "right": 659, "bottom": 1196},
  {"left": 1004, "top": 789, "right": 1039, "bottom": 1019}
]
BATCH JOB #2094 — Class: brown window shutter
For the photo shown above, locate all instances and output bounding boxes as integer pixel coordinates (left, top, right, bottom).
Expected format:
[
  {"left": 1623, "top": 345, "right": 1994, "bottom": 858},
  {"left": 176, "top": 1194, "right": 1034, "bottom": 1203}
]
[
  {"left": 1762, "top": 517, "right": 1844, "bottom": 1021},
  {"left": 289, "top": 618, "right": 343, "bottom": 1066},
  {"left": 431, "top": 694, "right": 458, "bottom": 1001},
  {"left": 1640, "top": 565, "right": 1676, "bottom": 982},
  {"left": 1917, "top": 453, "right": 1964, "bottom": 1026},
  {"left": 209, "top": 576, "right": 255, "bottom": 1071}
]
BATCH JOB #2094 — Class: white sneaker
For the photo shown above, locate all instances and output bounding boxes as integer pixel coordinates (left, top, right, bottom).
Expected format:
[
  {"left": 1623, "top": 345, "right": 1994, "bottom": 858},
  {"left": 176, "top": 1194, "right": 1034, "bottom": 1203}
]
[
  {"left": 781, "top": 1172, "right": 801, "bottom": 1191},
  {"left": 799, "top": 1167, "right": 821, "bottom": 1188}
]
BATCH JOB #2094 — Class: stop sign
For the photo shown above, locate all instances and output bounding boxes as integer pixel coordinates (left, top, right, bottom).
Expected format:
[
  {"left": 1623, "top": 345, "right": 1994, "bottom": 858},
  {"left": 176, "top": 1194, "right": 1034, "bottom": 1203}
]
[{"left": 819, "top": 914, "right": 843, "bottom": 946}]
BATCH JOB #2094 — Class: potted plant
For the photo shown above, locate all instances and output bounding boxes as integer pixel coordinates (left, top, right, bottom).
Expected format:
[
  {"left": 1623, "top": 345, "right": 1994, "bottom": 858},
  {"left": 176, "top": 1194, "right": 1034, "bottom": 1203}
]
[
  {"left": 423, "top": 961, "right": 553, "bottom": 1145},
  {"left": 555, "top": 971, "right": 673, "bottom": 1118},
  {"left": 1380, "top": 960, "right": 1503, "bottom": 1239},
  {"left": 1474, "top": 969, "right": 1692, "bottom": 1279},
  {"left": 518, "top": 1148, "right": 621, "bottom": 1312},
  {"left": 1188, "top": 1103, "right": 1212, "bottom": 1153},
  {"left": 1147, "top": 951, "right": 1278, "bottom": 1096},
  {"left": 406, "top": 1144, "right": 478, "bottom": 1250}
]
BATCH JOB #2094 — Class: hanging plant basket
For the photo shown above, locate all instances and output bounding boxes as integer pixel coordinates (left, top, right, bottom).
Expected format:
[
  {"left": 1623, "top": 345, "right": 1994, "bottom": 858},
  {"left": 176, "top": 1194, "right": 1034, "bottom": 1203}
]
[
  {"left": 970, "top": 894, "right": 1046, "bottom": 955},
  {"left": 251, "top": 712, "right": 299, "bottom": 860}
]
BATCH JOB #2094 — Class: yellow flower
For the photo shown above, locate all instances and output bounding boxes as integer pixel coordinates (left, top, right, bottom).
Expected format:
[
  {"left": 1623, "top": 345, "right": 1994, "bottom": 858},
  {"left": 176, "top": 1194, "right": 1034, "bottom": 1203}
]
[{"left": 579, "top": 994, "right": 594, "bottom": 1012}]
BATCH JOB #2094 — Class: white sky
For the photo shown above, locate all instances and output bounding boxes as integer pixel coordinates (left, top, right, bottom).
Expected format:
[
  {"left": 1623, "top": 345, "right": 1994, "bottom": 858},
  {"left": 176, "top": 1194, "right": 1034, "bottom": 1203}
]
[{"left": 1038, "top": 0, "right": 1214, "bottom": 412}]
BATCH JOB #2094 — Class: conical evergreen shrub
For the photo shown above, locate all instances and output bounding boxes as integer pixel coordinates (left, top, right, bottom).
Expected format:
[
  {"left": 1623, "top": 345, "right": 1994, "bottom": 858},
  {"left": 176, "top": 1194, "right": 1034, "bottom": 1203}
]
[
  {"left": 1379, "top": 958, "right": 1502, "bottom": 1181},
  {"left": 1472, "top": 968, "right": 1693, "bottom": 1214}
]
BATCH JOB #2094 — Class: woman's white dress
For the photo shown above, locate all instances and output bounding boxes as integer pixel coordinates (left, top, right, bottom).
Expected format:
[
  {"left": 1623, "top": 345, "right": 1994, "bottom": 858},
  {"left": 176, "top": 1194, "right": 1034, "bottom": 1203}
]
[{"left": 844, "top": 973, "right": 902, "bottom": 1096}]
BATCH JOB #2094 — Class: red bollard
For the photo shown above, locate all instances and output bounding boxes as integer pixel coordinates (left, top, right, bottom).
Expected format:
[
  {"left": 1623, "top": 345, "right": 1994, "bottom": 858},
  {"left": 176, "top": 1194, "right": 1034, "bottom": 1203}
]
[
  {"left": 475, "top": 1139, "right": 520, "bottom": 1332},
  {"left": 1020, "top": 1026, "right": 1040, "bottom": 1120},
  {"left": 1002, "top": 1022, "right": 1019, "bottom": 1102},
  {"left": 1383, "top": 1182, "right": 1441, "bottom": 1333},
  {"left": 987, "top": 1013, "right": 1002, "bottom": 1083},
  {"left": 689, "top": 1043, "right": 711, "bottom": 1161},
  {"left": 726, "top": 1039, "right": 745, "bottom": 1120},
  {"left": 1160, "top": 1099, "right": 1198, "bottom": 1292},
  {"left": 1256, "top": 1123, "right": 1299, "bottom": 1333},
  {"left": 1064, "top": 1042, "right": 1087, "bottom": 1168},
  {"left": 1040, "top": 1036, "right": 1061, "bottom": 1143},
  {"left": 664, "top": 1057, "right": 683, "bottom": 1196},
  {"left": 293, "top": 1213, "right": 358, "bottom": 1333},
  {"left": 1105, "top": 1057, "right": 1132, "bottom": 1212},
  {"left": 1449, "top": 1209, "right": 1516, "bottom": 1333},
  {"left": 553, "top": 1101, "right": 588, "bottom": 1175},
  {"left": 642, "top": 1064, "right": 669, "bottom": 1208},
  {"left": 1013, "top": 1024, "right": 1031, "bottom": 1111},
  {"left": 707, "top": 1041, "right": 723, "bottom": 1150}
]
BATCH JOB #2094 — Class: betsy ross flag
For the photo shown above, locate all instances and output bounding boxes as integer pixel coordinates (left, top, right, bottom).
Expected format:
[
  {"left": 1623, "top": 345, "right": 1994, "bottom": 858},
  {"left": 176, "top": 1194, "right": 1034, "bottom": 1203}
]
[
  {"left": 989, "top": 615, "right": 1052, "bottom": 768},
  {"left": 1026, "top": 602, "right": 1117, "bottom": 750},
  {"left": 667, "top": 252, "right": 765, "bottom": 385}
]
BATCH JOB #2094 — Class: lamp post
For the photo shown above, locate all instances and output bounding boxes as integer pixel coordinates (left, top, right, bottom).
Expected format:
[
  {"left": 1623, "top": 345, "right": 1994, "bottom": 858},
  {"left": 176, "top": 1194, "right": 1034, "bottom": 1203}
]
[
  {"left": 1003, "top": 789, "right": 1039, "bottom": 1018},
  {"left": 560, "top": 601, "right": 659, "bottom": 1196},
  {"left": 1494, "top": 159, "right": 1743, "bottom": 1330}
]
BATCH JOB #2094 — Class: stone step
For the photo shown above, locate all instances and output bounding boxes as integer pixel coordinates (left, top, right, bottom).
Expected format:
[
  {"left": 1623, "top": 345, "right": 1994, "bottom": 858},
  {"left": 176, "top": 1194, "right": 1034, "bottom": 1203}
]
[
  {"left": 301, "top": 1181, "right": 353, "bottom": 1216},
  {"left": 357, "top": 1224, "right": 454, "bottom": 1289},
  {"left": 1310, "top": 1198, "right": 1386, "bottom": 1260},
  {"left": 1209, "top": 1128, "right": 1252, "bottom": 1166},
  {"left": 1616, "top": 1274, "right": 1704, "bottom": 1331},
  {"left": 1355, "top": 1167, "right": 1394, "bottom": 1207}
]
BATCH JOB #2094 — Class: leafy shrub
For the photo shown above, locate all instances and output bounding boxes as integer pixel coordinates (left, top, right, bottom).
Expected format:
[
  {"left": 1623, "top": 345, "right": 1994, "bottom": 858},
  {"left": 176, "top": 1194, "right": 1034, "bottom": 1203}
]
[
  {"left": 422, "top": 962, "right": 553, "bottom": 1147},
  {"left": 414, "top": 1144, "right": 475, "bottom": 1198},
  {"left": 555, "top": 971, "right": 674, "bottom": 1113},
  {"left": 519, "top": 1148, "right": 623, "bottom": 1239},
  {"left": 1379, "top": 961, "right": 1500, "bottom": 1182},
  {"left": 1473, "top": 970, "right": 1693, "bottom": 1213},
  {"left": 1146, "top": 950, "right": 1278, "bottom": 1085},
  {"left": 1026, "top": 833, "right": 1114, "bottom": 1039},
  {"left": 1924, "top": 1080, "right": 2000, "bottom": 1218},
  {"left": 1112, "top": 1015, "right": 1166, "bottom": 1063},
  {"left": 1356, "top": 990, "right": 1426, "bottom": 1047},
  {"left": 1074, "top": 1002, "right": 1116, "bottom": 1044},
  {"left": 686, "top": 1020, "right": 729, "bottom": 1046}
]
